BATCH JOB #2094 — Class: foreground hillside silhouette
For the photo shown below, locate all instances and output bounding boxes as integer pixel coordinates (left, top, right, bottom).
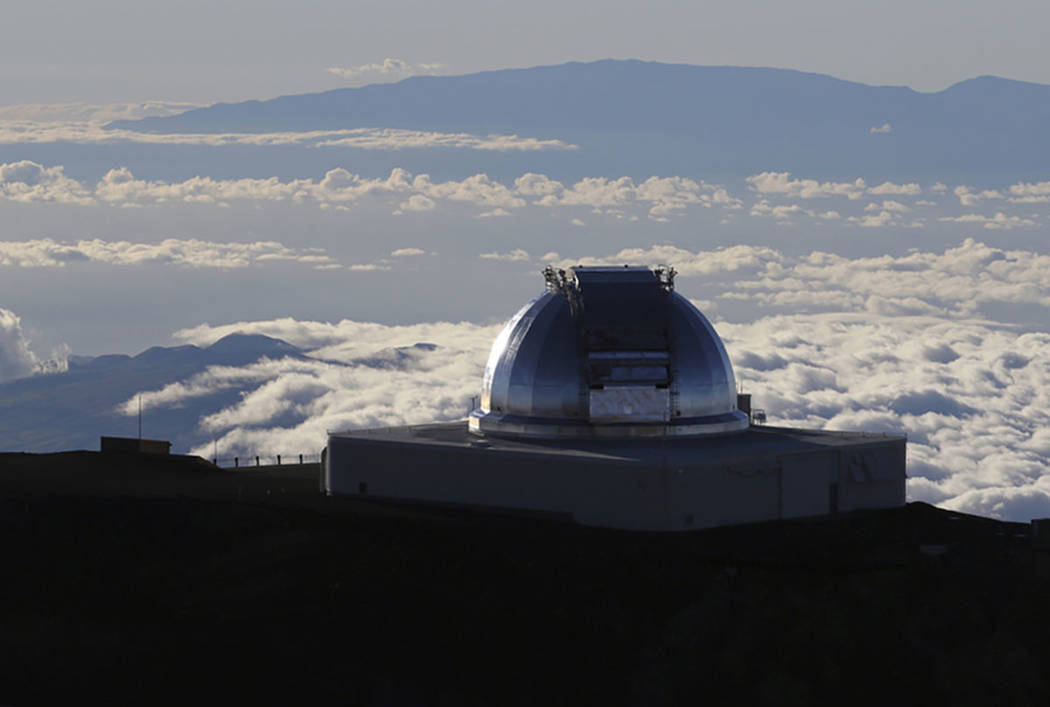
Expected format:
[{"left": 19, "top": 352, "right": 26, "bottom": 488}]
[{"left": 1, "top": 451, "right": 1048, "bottom": 705}]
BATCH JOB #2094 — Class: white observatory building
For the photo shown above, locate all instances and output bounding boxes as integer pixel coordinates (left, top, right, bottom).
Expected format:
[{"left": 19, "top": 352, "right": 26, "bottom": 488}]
[{"left": 324, "top": 266, "right": 905, "bottom": 531}]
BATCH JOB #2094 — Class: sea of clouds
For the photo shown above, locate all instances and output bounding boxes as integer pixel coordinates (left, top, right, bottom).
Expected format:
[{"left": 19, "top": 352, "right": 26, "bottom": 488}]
[
  {"left": 4, "top": 104, "right": 1050, "bottom": 522},
  {"left": 80, "top": 239, "right": 1050, "bottom": 522}
]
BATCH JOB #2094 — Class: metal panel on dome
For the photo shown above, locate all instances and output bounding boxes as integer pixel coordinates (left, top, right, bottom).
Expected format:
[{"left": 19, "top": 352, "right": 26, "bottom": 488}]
[
  {"left": 589, "top": 386, "right": 671, "bottom": 422},
  {"left": 586, "top": 351, "right": 671, "bottom": 386},
  {"left": 571, "top": 266, "right": 670, "bottom": 352}
]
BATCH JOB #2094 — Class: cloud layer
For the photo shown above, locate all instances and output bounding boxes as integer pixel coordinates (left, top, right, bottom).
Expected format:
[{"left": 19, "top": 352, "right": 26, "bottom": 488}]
[
  {"left": 107, "top": 239, "right": 1050, "bottom": 523},
  {"left": 5, "top": 161, "right": 1050, "bottom": 229},
  {"left": 0, "top": 123, "right": 578, "bottom": 151},
  {"left": 126, "top": 307, "right": 1050, "bottom": 523},
  {"left": 544, "top": 239, "right": 1050, "bottom": 319},
  {"left": 0, "top": 238, "right": 338, "bottom": 269},
  {"left": 0, "top": 101, "right": 203, "bottom": 123},
  {"left": 744, "top": 171, "right": 1046, "bottom": 230},
  {"left": 720, "top": 313, "right": 1050, "bottom": 521},
  {"left": 131, "top": 318, "right": 501, "bottom": 460},
  {"left": 0, "top": 162, "right": 739, "bottom": 221}
]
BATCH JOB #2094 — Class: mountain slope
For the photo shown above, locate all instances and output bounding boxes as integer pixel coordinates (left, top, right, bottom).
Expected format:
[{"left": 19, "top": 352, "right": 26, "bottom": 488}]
[
  {"left": 0, "top": 334, "right": 308, "bottom": 453},
  {"left": 106, "top": 60, "right": 1050, "bottom": 178},
  {"left": 111, "top": 61, "right": 912, "bottom": 136},
  {"left": 0, "top": 337, "right": 451, "bottom": 456}
]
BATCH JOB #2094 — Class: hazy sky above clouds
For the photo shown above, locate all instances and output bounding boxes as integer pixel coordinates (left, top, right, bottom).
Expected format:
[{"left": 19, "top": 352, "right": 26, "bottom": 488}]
[{"left": 5, "top": 0, "right": 1050, "bottom": 104}]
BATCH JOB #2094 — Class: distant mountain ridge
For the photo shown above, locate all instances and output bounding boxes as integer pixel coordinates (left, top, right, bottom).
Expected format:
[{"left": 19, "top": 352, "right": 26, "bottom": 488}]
[
  {"left": 0, "top": 335, "right": 445, "bottom": 455},
  {"left": 106, "top": 60, "right": 1050, "bottom": 178},
  {"left": 0, "top": 334, "right": 308, "bottom": 453}
]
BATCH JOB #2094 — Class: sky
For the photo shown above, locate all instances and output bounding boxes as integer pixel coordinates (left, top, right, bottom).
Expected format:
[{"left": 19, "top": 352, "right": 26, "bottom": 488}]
[
  {"left": 4, "top": 1, "right": 1050, "bottom": 521},
  {"left": 5, "top": 0, "right": 1050, "bottom": 104}
]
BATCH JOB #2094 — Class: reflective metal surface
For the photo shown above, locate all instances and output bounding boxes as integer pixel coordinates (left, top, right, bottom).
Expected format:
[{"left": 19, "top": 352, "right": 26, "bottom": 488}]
[{"left": 470, "top": 266, "right": 749, "bottom": 439}]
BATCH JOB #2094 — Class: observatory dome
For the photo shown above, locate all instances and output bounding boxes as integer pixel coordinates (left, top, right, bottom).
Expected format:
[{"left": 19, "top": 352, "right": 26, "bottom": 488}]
[{"left": 469, "top": 265, "right": 749, "bottom": 439}]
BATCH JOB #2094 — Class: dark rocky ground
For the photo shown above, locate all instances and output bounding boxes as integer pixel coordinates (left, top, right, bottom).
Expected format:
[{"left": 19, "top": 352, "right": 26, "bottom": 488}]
[{"left": 1, "top": 451, "right": 1049, "bottom": 706}]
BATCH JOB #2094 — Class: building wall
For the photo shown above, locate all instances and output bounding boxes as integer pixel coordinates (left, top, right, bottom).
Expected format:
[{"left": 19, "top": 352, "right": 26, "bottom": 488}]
[
  {"left": 673, "top": 460, "right": 781, "bottom": 529},
  {"left": 325, "top": 434, "right": 906, "bottom": 531},
  {"left": 100, "top": 436, "right": 171, "bottom": 455},
  {"left": 835, "top": 441, "right": 907, "bottom": 513},
  {"left": 326, "top": 440, "right": 667, "bottom": 527}
]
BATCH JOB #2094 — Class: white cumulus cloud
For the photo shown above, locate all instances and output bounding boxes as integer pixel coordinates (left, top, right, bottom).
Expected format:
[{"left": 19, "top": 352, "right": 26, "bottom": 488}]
[
  {"left": 868, "top": 181, "right": 921, "bottom": 196},
  {"left": 938, "top": 212, "right": 1037, "bottom": 230},
  {"left": 1008, "top": 180, "right": 1050, "bottom": 203},
  {"left": 746, "top": 172, "right": 867, "bottom": 200},
  {"left": 954, "top": 185, "right": 1004, "bottom": 206},
  {"left": 0, "top": 308, "right": 40, "bottom": 382},
  {"left": 325, "top": 58, "right": 444, "bottom": 80},
  {"left": 479, "top": 249, "right": 530, "bottom": 262}
]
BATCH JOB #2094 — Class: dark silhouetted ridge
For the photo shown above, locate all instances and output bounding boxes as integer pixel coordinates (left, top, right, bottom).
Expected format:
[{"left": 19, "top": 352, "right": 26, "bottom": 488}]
[{"left": 1, "top": 451, "right": 1049, "bottom": 705}]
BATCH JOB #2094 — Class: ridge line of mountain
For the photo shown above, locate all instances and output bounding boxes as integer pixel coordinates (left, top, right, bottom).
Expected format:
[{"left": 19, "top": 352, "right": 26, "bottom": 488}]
[{"left": 105, "top": 59, "right": 1046, "bottom": 134}]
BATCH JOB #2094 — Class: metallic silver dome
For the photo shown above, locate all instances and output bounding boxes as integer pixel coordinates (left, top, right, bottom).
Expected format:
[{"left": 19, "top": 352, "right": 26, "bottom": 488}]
[{"left": 468, "top": 265, "right": 749, "bottom": 439}]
